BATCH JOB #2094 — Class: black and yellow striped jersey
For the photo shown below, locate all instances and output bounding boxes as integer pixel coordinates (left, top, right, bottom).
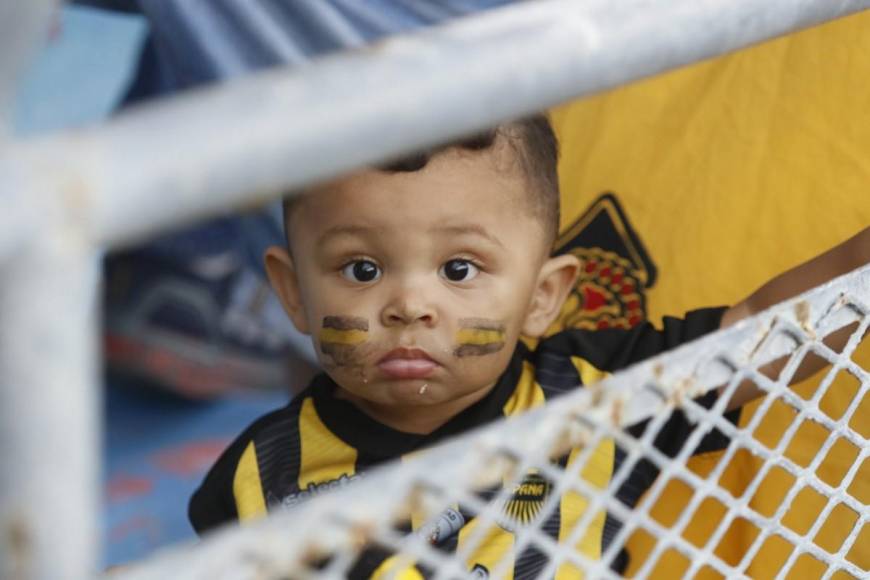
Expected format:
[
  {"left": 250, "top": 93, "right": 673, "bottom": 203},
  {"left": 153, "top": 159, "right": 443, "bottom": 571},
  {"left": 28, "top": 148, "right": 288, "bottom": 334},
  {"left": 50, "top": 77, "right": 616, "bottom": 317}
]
[{"left": 189, "top": 308, "right": 738, "bottom": 578}]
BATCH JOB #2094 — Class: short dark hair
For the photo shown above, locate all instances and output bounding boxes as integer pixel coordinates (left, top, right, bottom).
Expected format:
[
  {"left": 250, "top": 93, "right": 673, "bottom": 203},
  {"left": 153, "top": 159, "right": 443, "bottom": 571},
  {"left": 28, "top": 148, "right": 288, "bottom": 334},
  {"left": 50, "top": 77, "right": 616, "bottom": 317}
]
[{"left": 283, "top": 114, "right": 560, "bottom": 244}]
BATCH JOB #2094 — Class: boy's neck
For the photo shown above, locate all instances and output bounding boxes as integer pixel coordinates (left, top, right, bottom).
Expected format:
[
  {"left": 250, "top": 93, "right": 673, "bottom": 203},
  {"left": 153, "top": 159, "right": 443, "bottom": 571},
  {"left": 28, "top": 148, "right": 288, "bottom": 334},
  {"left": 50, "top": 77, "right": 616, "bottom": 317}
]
[{"left": 335, "top": 383, "right": 498, "bottom": 435}]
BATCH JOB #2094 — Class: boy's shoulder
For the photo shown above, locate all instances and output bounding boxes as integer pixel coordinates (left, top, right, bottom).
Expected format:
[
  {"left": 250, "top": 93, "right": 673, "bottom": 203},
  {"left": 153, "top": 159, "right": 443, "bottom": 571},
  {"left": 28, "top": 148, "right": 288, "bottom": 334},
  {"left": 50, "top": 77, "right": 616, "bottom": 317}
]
[
  {"left": 222, "top": 391, "right": 310, "bottom": 463},
  {"left": 188, "top": 392, "right": 309, "bottom": 533},
  {"left": 190, "top": 375, "right": 404, "bottom": 534}
]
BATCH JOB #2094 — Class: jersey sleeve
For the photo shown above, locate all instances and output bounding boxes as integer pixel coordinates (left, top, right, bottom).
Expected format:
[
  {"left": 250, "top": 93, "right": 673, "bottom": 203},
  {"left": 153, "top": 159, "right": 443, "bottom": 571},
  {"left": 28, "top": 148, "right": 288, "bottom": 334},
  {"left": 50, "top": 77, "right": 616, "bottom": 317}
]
[
  {"left": 188, "top": 404, "right": 290, "bottom": 535},
  {"left": 540, "top": 307, "right": 728, "bottom": 372},
  {"left": 187, "top": 430, "right": 250, "bottom": 535},
  {"left": 538, "top": 307, "right": 739, "bottom": 456}
]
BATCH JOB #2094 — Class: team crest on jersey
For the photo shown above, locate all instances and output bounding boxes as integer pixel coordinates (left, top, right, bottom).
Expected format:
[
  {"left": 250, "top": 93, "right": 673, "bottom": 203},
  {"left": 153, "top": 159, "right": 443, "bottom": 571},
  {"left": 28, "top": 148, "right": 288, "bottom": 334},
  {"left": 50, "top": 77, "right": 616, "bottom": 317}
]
[
  {"left": 550, "top": 193, "right": 657, "bottom": 332},
  {"left": 498, "top": 472, "right": 552, "bottom": 532}
]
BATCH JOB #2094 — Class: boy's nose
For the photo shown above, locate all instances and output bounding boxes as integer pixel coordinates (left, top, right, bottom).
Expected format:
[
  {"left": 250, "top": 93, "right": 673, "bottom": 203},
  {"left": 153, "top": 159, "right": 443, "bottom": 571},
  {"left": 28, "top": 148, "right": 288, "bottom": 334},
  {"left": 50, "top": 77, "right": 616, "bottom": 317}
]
[{"left": 381, "top": 288, "right": 438, "bottom": 328}]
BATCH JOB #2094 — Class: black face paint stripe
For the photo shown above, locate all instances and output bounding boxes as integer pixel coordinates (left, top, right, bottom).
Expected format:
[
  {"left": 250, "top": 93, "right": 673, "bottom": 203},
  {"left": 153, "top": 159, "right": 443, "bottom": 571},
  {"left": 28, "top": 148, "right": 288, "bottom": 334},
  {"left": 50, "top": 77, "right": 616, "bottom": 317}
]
[
  {"left": 458, "top": 318, "right": 505, "bottom": 331},
  {"left": 322, "top": 316, "right": 369, "bottom": 331},
  {"left": 454, "top": 342, "right": 505, "bottom": 358}
]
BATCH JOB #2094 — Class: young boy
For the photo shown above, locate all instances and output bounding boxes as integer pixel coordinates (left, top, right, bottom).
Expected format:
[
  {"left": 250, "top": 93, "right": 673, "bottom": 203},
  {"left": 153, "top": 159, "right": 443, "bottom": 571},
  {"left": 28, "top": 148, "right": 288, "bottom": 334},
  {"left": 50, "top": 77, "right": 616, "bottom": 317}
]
[{"left": 188, "top": 116, "right": 869, "bottom": 578}]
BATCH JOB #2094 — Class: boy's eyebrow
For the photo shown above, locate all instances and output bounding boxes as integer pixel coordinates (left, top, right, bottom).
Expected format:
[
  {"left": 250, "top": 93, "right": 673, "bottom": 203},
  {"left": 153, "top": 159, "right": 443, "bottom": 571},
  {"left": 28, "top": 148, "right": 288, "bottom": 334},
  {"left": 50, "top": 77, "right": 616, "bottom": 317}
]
[
  {"left": 433, "top": 224, "right": 505, "bottom": 248},
  {"left": 317, "top": 224, "right": 373, "bottom": 245},
  {"left": 317, "top": 223, "right": 505, "bottom": 248}
]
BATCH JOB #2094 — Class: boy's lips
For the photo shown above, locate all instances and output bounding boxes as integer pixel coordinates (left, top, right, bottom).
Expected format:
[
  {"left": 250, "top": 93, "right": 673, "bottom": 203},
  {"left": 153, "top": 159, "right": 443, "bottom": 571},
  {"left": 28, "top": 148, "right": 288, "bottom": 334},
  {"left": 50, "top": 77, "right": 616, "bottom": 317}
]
[{"left": 377, "top": 348, "right": 439, "bottom": 379}]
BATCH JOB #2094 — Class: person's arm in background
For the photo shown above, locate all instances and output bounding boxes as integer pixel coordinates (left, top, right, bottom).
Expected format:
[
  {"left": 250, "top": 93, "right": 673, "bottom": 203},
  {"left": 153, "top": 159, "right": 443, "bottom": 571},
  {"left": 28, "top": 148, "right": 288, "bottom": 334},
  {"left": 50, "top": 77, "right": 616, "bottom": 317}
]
[{"left": 720, "top": 226, "right": 870, "bottom": 409}]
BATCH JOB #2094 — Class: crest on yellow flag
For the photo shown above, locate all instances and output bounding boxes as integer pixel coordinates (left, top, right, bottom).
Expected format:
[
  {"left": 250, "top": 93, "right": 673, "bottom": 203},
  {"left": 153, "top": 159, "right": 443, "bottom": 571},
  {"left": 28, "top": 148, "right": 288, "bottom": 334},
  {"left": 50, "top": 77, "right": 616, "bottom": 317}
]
[{"left": 551, "top": 193, "right": 657, "bottom": 333}]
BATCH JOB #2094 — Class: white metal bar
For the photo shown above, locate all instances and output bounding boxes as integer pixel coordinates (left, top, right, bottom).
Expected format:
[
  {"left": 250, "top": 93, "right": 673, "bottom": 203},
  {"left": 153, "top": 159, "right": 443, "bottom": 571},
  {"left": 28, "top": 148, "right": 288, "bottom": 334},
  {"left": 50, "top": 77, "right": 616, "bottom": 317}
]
[
  {"left": 0, "top": 240, "right": 100, "bottom": 580},
  {"left": 1, "top": 0, "right": 868, "bottom": 254},
  {"left": 0, "top": 0, "right": 62, "bottom": 255}
]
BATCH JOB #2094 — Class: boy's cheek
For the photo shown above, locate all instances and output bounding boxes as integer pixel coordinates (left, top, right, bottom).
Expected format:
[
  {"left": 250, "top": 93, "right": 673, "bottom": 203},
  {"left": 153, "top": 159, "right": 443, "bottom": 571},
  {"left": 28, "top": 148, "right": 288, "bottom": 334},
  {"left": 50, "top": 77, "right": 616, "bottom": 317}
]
[{"left": 449, "top": 347, "right": 517, "bottom": 392}]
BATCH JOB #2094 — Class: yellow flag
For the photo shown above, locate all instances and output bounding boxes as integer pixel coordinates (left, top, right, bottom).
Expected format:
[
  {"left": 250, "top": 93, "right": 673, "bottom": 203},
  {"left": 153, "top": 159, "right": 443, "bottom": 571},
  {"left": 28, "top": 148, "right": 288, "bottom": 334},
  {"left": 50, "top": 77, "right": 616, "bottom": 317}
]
[{"left": 550, "top": 10, "right": 870, "bottom": 577}]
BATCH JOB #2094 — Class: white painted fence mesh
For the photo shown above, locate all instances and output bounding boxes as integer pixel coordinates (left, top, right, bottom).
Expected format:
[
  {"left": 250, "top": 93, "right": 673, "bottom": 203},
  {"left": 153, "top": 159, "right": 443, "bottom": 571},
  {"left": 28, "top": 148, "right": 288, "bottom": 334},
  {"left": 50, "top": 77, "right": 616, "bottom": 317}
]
[{"left": 121, "top": 266, "right": 870, "bottom": 580}]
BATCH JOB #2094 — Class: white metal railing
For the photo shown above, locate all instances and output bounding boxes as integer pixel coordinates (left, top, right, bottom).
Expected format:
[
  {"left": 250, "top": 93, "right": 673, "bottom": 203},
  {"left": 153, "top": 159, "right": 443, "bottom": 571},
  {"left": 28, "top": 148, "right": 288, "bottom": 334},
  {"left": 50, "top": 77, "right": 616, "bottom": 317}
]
[{"left": 2, "top": 1, "right": 870, "bottom": 578}]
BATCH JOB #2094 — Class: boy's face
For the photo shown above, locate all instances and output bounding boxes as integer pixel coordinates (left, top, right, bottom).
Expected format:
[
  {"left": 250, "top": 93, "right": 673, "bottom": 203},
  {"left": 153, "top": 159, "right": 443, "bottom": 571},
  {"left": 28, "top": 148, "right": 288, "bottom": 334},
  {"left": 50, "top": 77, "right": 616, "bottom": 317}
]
[{"left": 266, "top": 143, "right": 578, "bottom": 433}]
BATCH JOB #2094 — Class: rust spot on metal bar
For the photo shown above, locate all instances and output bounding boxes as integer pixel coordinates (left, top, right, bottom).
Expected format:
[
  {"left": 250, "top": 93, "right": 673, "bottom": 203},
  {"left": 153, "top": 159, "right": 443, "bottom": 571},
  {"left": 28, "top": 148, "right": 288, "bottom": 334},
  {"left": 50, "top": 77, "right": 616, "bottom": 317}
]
[
  {"left": 548, "top": 411, "right": 597, "bottom": 459},
  {"left": 669, "top": 376, "right": 695, "bottom": 407},
  {"left": 795, "top": 301, "right": 816, "bottom": 339},
  {"left": 588, "top": 383, "right": 604, "bottom": 407},
  {"left": 472, "top": 451, "right": 519, "bottom": 489},
  {"left": 749, "top": 316, "right": 778, "bottom": 360},
  {"left": 405, "top": 484, "right": 428, "bottom": 520},
  {"left": 610, "top": 396, "right": 624, "bottom": 426},
  {"left": 65, "top": 174, "right": 90, "bottom": 211},
  {"left": 347, "top": 520, "right": 377, "bottom": 551},
  {"left": 5, "top": 514, "right": 32, "bottom": 580},
  {"left": 299, "top": 541, "right": 332, "bottom": 570}
]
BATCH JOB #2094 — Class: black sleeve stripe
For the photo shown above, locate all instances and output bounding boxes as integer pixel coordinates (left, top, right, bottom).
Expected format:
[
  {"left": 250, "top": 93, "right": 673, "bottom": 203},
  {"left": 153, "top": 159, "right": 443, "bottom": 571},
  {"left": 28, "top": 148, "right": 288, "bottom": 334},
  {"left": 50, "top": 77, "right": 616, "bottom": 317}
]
[
  {"left": 533, "top": 350, "right": 584, "bottom": 395},
  {"left": 254, "top": 401, "right": 304, "bottom": 508},
  {"left": 188, "top": 398, "right": 299, "bottom": 535}
]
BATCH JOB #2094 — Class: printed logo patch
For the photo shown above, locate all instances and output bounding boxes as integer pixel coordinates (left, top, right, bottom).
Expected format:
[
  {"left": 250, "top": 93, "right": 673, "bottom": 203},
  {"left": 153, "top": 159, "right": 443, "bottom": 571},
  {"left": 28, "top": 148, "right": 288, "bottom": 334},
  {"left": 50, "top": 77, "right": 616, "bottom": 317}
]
[{"left": 498, "top": 472, "right": 552, "bottom": 531}]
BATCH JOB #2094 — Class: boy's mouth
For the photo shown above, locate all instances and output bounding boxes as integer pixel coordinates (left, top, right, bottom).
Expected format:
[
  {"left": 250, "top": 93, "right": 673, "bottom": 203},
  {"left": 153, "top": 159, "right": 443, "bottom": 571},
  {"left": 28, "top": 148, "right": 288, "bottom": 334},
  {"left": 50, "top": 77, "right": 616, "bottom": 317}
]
[{"left": 377, "top": 348, "right": 439, "bottom": 380}]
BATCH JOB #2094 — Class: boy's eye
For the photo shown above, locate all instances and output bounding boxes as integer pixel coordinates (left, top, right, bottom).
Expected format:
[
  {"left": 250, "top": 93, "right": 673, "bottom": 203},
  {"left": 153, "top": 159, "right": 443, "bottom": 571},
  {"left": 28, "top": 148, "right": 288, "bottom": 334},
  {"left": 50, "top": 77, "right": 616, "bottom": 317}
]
[
  {"left": 341, "top": 260, "right": 381, "bottom": 283},
  {"left": 439, "top": 259, "right": 479, "bottom": 282}
]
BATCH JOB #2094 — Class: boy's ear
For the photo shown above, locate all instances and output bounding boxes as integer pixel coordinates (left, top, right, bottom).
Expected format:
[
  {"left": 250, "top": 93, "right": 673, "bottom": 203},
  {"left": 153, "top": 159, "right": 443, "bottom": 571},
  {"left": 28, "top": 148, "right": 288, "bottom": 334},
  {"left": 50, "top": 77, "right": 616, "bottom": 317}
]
[
  {"left": 264, "top": 246, "right": 311, "bottom": 335},
  {"left": 522, "top": 253, "right": 581, "bottom": 338}
]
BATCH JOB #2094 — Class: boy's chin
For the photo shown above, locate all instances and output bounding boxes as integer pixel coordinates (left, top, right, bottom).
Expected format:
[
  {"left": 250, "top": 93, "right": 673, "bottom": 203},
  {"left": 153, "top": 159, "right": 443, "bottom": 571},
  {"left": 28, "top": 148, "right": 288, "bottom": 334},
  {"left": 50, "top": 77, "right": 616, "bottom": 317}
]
[
  {"left": 335, "top": 377, "right": 501, "bottom": 434},
  {"left": 340, "top": 378, "right": 489, "bottom": 408},
  {"left": 345, "top": 379, "right": 444, "bottom": 406}
]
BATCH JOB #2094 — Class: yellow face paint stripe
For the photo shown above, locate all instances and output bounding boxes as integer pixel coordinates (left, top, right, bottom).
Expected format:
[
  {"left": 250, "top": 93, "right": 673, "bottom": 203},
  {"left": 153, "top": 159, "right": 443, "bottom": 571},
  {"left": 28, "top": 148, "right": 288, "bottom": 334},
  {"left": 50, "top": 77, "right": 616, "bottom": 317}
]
[
  {"left": 456, "top": 328, "right": 506, "bottom": 346},
  {"left": 318, "top": 327, "right": 367, "bottom": 345},
  {"left": 233, "top": 441, "right": 267, "bottom": 522}
]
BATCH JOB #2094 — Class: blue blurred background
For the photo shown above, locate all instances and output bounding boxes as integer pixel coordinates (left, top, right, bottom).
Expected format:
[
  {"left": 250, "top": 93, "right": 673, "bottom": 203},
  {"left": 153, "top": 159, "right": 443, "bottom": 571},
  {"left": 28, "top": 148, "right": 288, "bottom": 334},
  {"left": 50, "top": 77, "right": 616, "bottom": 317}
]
[{"left": 13, "top": 6, "right": 143, "bottom": 136}]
